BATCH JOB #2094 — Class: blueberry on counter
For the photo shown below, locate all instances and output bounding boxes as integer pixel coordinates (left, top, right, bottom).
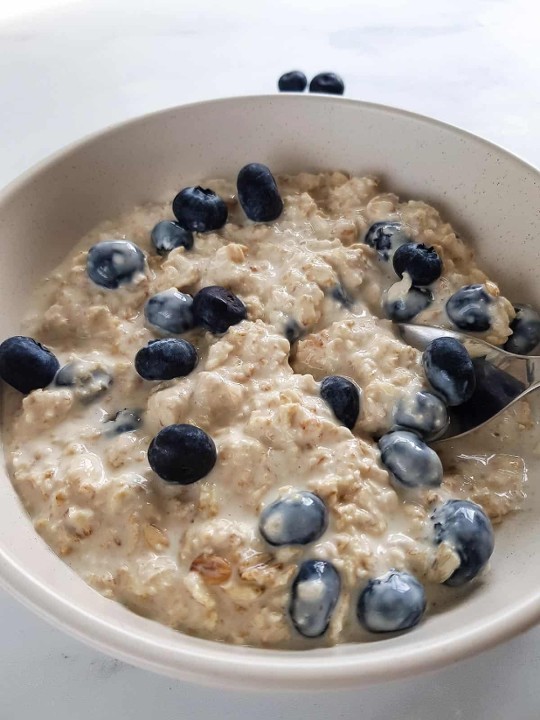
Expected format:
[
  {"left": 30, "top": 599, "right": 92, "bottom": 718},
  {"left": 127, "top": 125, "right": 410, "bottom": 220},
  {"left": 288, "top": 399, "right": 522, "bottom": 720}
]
[
  {"left": 446, "top": 284, "right": 493, "bottom": 332},
  {"left": 308, "top": 72, "right": 345, "bottom": 95},
  {"left": 320, "top": 375, "right": 361, "bottom": 430},
  {"left": 55, "top": 361, "right": 112, "bottom": 403},
  {"left": 0, "top": 336, "right": 59, "bottom": 394},
  {"left": 259, "top": 492, "right": 328, "bottom": 546},
  {"left": 172, "top": 186, "right": 228, "bottom": 233},
  {"left": 504, "top": 304, "right": 540, "bottom": 355},
  {"left": 432, "top": 499, "right": 494, "bottom": 586},
  {"left": 86, "top": 240, "right": 145, "bottom": 289},
  {"left": 237, "top": 163, "right": 283, "bottom": 222},
  {"left": 151, "top": 220, "right": 194, "bottom": 255},
  {"left": 103, "top": 408, "right": 143, "bottom": 436},
  {"left": 392, "top": 243, "right": 442, "bottom": 287},
  {"left": 378, "top": 430, "right": 443, "bottom": 489},
  {"left": 384, "top": 286, "right": 433, "bottom": 322},
  {"left": 423, "top": 337, "right": 476, "bottom": 406},
  {"left": 357, "top": 570, "right": 426, "bottom": 633},
  {"left": 393, "top": 390, "right": 448, "bottom": 440},
  {"left": 135, "top": 338, "right": 198, "bottom": 381},
  {"left": 192, "top": 286, "right": 247, "bottom": 334},
  {"left": 289, "top": 559, "right": 341, "bottom": 638},
  {"left": 278, "top": 70, "right": 308, "bottom": 92},
  {"left": 144, "top": 290, "right": 195, "bottom": 335},
  {"left": 148, "top": 423, "right": 217, "bottom": 485},
  {"left": 364, "top": 222, "right": 410, "bottom": 262}
]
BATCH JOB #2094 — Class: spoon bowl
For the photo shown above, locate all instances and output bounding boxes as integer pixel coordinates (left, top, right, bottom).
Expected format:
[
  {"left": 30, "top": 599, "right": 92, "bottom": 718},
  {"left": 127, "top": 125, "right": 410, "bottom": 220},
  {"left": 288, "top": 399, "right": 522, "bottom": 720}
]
[{"left": 398, "top": 323, "right": 540, "bottom": 440}]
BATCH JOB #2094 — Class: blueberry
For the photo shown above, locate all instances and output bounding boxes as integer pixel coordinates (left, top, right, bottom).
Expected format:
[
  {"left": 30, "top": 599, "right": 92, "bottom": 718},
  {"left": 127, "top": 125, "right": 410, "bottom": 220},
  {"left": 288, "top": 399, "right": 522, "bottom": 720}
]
[
  {"left": 393, "top": 390, "right": 448, "bottom": 440},
  {"left": 172, "top": 186, "right": 228, "bottom": 233},
  {"left": 135, "top": 338, "right": 198, "bottom": 381},
  {"left": 151, "top": 220, "right": 194, "bottom": 255},
  {"left": 331, "top": 283, "right": 352, "bottom": 307},
  {"left": 259, "top": 492, "right": 328, "bottom": 546},
  {"left": 450, "top": 358, "right": 525, "bottom": 434},
  {"left": 237, "top": 163, "right": 283, "bottom": 222},
  {"left": 384, "top": 287, "right": 433, "bottom": 322},
  {"left": 289, "top": 559, "right": 341, "bottom": 638},
  {"left": 357, "top": 570, "right": 426, "bottom": 633},
  {"left": 423, "top": 337, "right": 476, "bottom": 406},
  {"left": 378, "top": 430, "right": 442, "bottom": 489},
  {"left": 86, "top": 240, "right": 145, "bottom": 289},
  {"left": 144, "top": 290, "right": 195, "bottom": 335},
  {"left": 364, "top": 222, "right": 410, "bottom": 262},
  {"left": 284, "top": 318, "right": 302, "bottom": 344},
  {"left": 393, "top": 243, "right": 442, "bottom": 287},
  {"left": 320, "top": 375, "right": 361, "bottom": 430},
  {"left": 504, "top": 304, "right": 540, "bottom": 355},
  {"left": 103, "top": 408, "right": 143, "bottom": 436},
  {"left": 308, "top": 72, "right": 345, "bottom": 95},
  {"left": 432, "top": 499, "right": 494, "bottom": 586},
  {"left": 278, "top": 70, "right": 307, "bottom": 92},
  {"left": 55, "top": 361, "right": 112, "bottom": 403},
  {"left": 148, "top": 423, "right": 217, "bottom": 485},
  {"left": 446, "top": 284, "right": 493, "bottom": 332},
  {"left": 192, "top": 286, "right": 247, "bottom": 334},
  {"left": 0, "top": 336, "right": 59, "bottom": 394}
]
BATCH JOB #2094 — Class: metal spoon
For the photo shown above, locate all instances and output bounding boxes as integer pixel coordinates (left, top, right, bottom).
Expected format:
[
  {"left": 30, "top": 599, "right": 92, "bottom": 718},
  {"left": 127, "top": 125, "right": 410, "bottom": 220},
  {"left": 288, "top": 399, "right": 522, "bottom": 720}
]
[
  {"left": 434, "top": 380, "right": 540, "bottom": 447},
  {"left": 397, "top": 323, "right": 540, "bottom": 441}
]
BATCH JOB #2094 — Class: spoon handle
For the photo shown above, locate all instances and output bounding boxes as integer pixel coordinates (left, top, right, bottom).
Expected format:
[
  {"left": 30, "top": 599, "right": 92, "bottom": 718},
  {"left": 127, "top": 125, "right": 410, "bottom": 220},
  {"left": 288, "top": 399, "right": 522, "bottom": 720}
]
[{"left": 397, "top": 322, "right": 540, "bottom": 387}]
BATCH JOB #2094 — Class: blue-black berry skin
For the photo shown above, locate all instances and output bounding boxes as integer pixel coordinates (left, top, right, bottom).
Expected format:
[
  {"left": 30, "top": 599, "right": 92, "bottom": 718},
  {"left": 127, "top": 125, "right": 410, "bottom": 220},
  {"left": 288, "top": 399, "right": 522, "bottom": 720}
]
[
  {"left": 309, "top": 73, "right": 345, "bottom": 95},
  {"left": 331, "top": 283, "right": 352, "bottom": 307},
  {"left": 357, "top": 570, "right": 426, "bottom": 633},
  {"left": 259, "top": 492, "right": 328, "bottom": 546},
  {"left": 103, "top": 409, "right": 143, "bottom": 436},
  {"left": 237, "top": 163, "right": 283, "bottom": 222},
  {"left": 504, "top": 304, "right": 540, "bottom": 355},
  {"left": 423, "top": 337, "right": 476, "bottom": 406},
  {"left": 172, "top": 186, "right": 228, "bottom": 233},
  {"left": 86, "top": 240, "right": 145, "bottom": 289},
  {"left": 278, "top": 71, "right": 307, "bottom": 92},
  {"left": 144, "top": 290, "right": 196, "bottom": 335},
  {"left": 392, "top": 390, "right": 448, "bottom": 440},
  {"left": 378, "top": 430, "right": 443, "bottom": 489},
  {"left": 284, "top": 318, "right": 302, "bottom": 344},
  {"left": 0, "top": 336, "right": 59, "bottom": 394},
  {"left": 135, "top": 338, "right": 198, "bottom": 381},
  {"left": 151, "top": 220, "right": 194, "bottom": 255},
  {"left": 289, "top": 559, "right": 341, "bottom": 638},
  {"left": 432, "top": 500, "right": 494, "bottom": 586},
  {"left": 392, "top": 243, "right": 442, "bottom": 287},
  {"left": 446, "top": 284, "right": 493, "bottom": 332},
  {"left": 192, "top": 286, "right": 247, "bottom": 334},
  {"left": 364, "top": 222, "right": 410, "bottom": 262},
  {"left": 320, "top": 375, "right": 361, "bottom": 430},
  {"left": 148, "top": 423, "right": 217, "bottom": 485},
  {"left": 384, "top": 287, "right": 433, "bottom": 322}
]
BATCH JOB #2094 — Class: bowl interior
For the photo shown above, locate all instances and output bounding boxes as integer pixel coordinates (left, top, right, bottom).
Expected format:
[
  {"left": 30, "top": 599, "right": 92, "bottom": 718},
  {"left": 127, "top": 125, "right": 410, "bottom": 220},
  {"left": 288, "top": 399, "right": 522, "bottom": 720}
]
[{"left": 0, "top": 95, "right": 539, "bottom": 690}]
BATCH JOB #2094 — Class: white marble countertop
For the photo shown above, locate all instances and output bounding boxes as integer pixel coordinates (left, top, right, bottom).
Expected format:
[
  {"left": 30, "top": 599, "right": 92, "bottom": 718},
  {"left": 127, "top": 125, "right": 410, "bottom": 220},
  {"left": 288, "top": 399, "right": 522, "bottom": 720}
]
[{"left": 1, "top": 0, "right": 539, "bottom": 717}]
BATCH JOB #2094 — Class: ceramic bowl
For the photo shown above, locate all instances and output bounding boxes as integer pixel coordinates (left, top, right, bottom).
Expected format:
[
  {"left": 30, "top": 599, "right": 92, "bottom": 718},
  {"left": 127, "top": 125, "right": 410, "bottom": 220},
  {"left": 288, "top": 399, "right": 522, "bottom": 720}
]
[{"left": 0, "top": 95, "right": 539, "bottom": 690}]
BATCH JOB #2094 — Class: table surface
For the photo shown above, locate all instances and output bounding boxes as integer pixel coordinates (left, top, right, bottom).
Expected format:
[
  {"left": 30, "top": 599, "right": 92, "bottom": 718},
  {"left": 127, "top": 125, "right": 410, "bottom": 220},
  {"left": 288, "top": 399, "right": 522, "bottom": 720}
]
[{"left": 1, "top": 0, "right": 539, "bottom": 717}]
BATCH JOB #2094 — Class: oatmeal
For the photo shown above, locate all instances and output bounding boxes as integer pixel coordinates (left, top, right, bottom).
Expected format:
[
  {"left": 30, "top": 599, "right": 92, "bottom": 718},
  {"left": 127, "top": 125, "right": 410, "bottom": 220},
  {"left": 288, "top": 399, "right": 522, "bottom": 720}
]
[{"left": 0, "top": 167, "right": 533, "bottom": 648}]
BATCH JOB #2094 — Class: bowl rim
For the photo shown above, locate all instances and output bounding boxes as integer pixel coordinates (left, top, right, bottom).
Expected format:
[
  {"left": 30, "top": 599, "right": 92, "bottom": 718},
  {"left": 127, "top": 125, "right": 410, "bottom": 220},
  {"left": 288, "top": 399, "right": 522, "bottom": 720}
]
[{"left": 1, "top": 94, "right": 539, "bottom": 690}]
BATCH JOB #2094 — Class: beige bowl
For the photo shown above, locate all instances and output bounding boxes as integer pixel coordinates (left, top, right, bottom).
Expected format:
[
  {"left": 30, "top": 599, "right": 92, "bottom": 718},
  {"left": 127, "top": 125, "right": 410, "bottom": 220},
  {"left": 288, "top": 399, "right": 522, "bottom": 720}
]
[{"left": 0, "top": 95, "right": 539, "bottom": 690}]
